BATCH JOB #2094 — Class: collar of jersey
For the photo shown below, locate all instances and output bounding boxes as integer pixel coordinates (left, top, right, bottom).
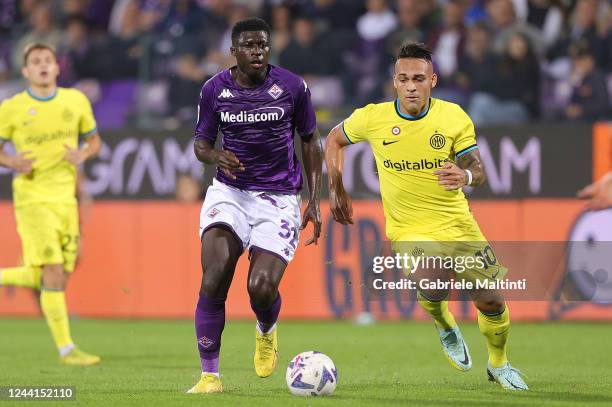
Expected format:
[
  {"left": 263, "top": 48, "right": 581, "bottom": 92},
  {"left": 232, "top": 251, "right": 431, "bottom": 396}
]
[
  {"left": 395, "top": 98, "right": 430, "bottom": 121},
  {"left": 227, "top": 65, "right": 272, "bottom": 90},
  {"left": 27, "top": 87, "right": 58, "bottom": 102}
]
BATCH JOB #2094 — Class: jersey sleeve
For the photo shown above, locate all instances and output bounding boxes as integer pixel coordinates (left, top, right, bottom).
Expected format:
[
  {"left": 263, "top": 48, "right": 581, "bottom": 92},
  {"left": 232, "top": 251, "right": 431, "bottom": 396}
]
[
  {"left": 453, "top": 107, "right": 478, "bottom": 159},
  {"left": 194, "top": 79, "right": 219, "bottom": 144},
  {"left": 77, "top": 91, "right": 98, "bottom": 139},
  {"left": 293, "top": 79, "right": 317, "bottom": 138},
  {"left": 342, "top": 104, "right": 371, "bottom": 144},
  {"left": 0, "top": 100, "right": 14, "bottom": 142}
]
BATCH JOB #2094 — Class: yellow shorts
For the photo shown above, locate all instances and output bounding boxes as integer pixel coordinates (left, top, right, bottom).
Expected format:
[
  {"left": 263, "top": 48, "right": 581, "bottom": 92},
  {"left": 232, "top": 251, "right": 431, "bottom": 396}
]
[
  {"left": 15, "top": 202, "right": 80, "bottom": 272},
  {"left": 391, "top": 219, "right": 507, "bottom": 284}
]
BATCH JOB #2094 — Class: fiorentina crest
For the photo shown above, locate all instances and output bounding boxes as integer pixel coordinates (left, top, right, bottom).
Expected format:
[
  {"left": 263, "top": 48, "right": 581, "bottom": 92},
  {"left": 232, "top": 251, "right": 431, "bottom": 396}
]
[
  {"left": 197, "top": 336, "right": 215, "bottom": 349},
  {"left": 268, "top": 84, "right": 283, "bottom": 99}
]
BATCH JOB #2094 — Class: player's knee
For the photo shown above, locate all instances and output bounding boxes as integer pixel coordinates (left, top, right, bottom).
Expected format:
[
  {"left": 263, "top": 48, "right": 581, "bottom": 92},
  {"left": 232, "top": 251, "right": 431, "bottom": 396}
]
[
  {"left": 247, "top": 274, "right": 277, "bottom": 307},
  {"left": 41, "top": 264, "right": 67, "bottom": 290},
  {"left": 475, "top": 298, "right": 505, "bottom": 314},
  {"left": 201, "top": 263, "right": 231, "bottom": 298}
]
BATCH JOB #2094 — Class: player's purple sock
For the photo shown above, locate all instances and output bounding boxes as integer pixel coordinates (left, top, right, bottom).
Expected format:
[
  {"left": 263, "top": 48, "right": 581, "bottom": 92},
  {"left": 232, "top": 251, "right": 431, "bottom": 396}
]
[
  {"left": 251, "top": 293, "right": 282, "bottom": 333},
  {"left": 195, "top": 293, "right": 226, "bottom": 373}
]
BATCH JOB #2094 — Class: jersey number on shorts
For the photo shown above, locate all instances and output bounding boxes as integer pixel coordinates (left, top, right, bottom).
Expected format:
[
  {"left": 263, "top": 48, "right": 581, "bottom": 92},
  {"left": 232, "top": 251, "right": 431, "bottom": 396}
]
[
  {"left": 474, "top": 245, "right": 497, "bottom": 269},
  {"left": 278, "top": 220, "right": 298, "bottom": 249},
  {"left": 61, "top": 235, "right": 80, "bottom": 255}
]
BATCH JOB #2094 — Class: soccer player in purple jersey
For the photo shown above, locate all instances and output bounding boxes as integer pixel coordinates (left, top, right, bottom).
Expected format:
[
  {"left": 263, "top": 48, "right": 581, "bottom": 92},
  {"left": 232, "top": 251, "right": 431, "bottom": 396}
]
[{"left": 187, "top": 18, "right": 322, "bottom": 394}]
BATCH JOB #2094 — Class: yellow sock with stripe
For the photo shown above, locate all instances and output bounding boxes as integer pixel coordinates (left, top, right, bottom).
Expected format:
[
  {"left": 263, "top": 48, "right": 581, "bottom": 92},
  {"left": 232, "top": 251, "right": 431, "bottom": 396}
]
[
  {"left": 417, "top": 291, "right": 457, "bottom": 330},
  {"left": 40, "top": 289, "right": 74, "bottom": 354},
  {"left": 0, "top": 267, "right": 42, "bottom": 289},
  {"left": 478, "top": 306, "right": 510, "bottom": 368}
]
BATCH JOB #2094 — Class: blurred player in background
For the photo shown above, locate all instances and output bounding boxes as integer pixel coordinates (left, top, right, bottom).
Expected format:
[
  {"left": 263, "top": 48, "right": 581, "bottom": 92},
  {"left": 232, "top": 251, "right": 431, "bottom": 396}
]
[
  {"left": 325, "top": 42, "right": 528, "bottom": 390},
  {"left": 0, "top": 44, "right": 101, "bottom": 365},
  {"left": 189, "top": 18, "right": 322, "bottom": 393}
]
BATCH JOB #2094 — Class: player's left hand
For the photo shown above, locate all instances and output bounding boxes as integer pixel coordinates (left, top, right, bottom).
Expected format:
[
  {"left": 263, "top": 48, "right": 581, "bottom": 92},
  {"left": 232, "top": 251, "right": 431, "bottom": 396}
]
[
  {"left": 434, "top": 161, "right": 468, "bottom": 191},
  {"left": 577, "top": 172, "right": 612, "bottom": 210},
  {"left": 300, "top": 200, "right": 322, "bottom": 246},
  {"left": 63, "top": 144, "right": 87, "bottom": 166}
]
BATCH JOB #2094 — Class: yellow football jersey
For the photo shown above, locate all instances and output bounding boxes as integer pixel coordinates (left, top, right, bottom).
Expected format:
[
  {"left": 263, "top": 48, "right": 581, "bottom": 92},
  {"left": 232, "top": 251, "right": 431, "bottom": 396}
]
[
  {"left": 0, "top": 88, "right": 97, "bottom": 207},
  {"left": 342, "top": 98, "right": 479, "bottom": 240}
]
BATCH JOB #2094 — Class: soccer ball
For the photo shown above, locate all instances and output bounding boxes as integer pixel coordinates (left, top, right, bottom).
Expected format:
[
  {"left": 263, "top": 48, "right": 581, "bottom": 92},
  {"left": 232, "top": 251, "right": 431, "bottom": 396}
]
[{"left": 286, "top": 351, "right": 338, "bottom": 396}]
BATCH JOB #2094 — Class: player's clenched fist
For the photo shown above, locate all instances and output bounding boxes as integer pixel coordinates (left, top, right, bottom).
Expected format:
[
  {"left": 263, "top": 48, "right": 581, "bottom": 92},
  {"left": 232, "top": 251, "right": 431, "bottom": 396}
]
[
  {"left": 434, "top": 161, "right": 468, "bottom": 191},
  {"left": 214, "top": 150, "right": 245, "bottom": 180}
]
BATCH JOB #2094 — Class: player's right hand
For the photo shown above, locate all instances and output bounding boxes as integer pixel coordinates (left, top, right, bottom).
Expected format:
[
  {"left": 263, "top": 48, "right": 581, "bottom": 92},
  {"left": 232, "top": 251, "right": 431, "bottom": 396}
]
[
  {"left": 330, "top": 187, "right": 353, "bottom": 225},
  {"left": 215, "top": 150, "right": 245, "bottom": 180},
  {"left": 10, "top": 151, "right": 35, "bottom": 175},
  {"left": 577, "top": 172, "right": 612, "bottom": 210}
]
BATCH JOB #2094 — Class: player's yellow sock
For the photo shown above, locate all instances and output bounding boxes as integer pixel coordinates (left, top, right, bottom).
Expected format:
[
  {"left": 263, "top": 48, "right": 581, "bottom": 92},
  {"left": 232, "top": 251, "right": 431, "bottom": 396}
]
[
  {"left": 0, "top": 266, "right": 42, "bottom": 289},
  {"left": 40, "top": 289, "right": 74, "bottom": 351},
  {"left": 417, "top": 291, "right": 457, "bottom": 330},
  {"left": 478, "top": 306, "right": 510, "bottom": 368}
]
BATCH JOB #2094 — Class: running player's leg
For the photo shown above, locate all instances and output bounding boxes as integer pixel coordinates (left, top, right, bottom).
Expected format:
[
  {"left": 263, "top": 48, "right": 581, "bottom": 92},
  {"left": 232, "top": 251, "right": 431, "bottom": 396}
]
[
  {"left": 469, "top": 288, "right": 527, "bottom": 390},
  {"left": 247, "top": 191, "right": 300, "bottom": 378},
  {"left": 459, "top": 220, "right": 527, "bottom": 390},
  {"left": 189, "top": 226, "right": 242, "bottom": 394},
  {"left": 0, "top": 266, "right": 41, "bottom": 289},
  {"left": 196, "top": 227, "right": 242, "bottom": 374},
  {"left": 470, "top": 288, "right": 509, "bottom": 367},
  {"left": 40, "top": 264, "right": 74, "bottom": 357},
  {"left": 189, "top": 180, "right": 249, "bottom": 393},
  {"left": 47, "top": 203, "right": 99, "bottom": 366},
  {"left": 248, "top": 249, "right": 285, "bottom": 378},
  {"left": 393, "top": 238, "right": 471, "bottom": 371},
  {"left": 416, "top": 266, "right": 471, "bottom": 372}
]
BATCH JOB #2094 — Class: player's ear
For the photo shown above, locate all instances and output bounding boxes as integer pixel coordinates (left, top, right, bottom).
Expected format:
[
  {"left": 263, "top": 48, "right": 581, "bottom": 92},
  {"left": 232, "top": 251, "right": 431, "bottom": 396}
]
[
  {"left": 21, "top": 66, "right": 29, "bottom": 80},
  {"left": 431, "top": 73, "right": 438, "bottom": 89},
  {"left": 392, "top": 74, "right": 398, "bottom": 90},
  {"left": 230, "top": 46, "right": 237, "bottom": 57}
]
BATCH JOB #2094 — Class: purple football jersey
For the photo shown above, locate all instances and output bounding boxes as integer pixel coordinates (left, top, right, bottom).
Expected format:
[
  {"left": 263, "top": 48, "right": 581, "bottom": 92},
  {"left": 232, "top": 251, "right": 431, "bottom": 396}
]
[{"left": 194, "top": 64, "right": 317, "bottom": 193}]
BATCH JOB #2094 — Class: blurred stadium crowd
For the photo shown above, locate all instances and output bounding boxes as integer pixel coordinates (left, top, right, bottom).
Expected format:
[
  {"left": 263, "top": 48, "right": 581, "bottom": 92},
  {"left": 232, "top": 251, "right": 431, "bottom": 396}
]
[{"left": 0, "top": 0, "right": 610, "bottom": 129}]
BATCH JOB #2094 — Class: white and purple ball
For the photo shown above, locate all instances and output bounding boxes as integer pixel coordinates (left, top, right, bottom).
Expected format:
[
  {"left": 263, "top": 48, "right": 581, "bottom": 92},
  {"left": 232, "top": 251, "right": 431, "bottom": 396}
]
[{"left": 286, "top": 351, "right": 338, "bottom": 396}]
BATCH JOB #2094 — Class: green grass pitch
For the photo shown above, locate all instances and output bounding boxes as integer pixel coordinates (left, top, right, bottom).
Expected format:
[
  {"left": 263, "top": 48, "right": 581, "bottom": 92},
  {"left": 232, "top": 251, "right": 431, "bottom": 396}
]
[{"left": 0, "top": 319, "right": 611, "bottom": 406}]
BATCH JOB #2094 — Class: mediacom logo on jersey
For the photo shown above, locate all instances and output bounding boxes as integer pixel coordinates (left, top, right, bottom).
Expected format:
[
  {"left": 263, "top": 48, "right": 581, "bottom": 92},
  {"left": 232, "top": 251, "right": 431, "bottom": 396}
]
[
  {"left": 220, "top": 107, "right": 284, "bottom": 123},
  {"left": 383, "top": 158, "right": 446, "bottom": 172}
]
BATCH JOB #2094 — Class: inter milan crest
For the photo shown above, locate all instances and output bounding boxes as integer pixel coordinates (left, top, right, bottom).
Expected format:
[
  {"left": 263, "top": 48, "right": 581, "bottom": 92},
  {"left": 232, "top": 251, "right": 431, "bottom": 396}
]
[
  {"left": 28, "top": 107, "right": 37, "bottom": 116},
  {"left": 429, "top": 132, "right": 445, "bottom": 149},
  {"left": 268, "top": 84, "right": 283, "bottom": 99},
  {"left": 391, "top": 126, "right": 401, "bottom": 135}
]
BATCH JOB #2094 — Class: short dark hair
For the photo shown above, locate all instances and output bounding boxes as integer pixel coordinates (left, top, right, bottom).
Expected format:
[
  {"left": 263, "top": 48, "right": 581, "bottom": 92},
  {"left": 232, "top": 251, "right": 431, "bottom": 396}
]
[
  {"left": 397, "top": 42, "right": 432, "bottom": 62},
  {"left": 231, "top": 17, "right": 271, "bottom": 45},
  {"left": 23, "top": 43, "right": 57, "bottom": 66}
]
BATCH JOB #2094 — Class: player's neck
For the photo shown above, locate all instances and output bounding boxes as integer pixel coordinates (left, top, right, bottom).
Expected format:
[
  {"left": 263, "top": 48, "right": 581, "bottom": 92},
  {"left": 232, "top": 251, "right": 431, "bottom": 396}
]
[
  {"left": 232, "top": 66, "right": 267, "bottom": 89},
  {"left": 397, "top": 98, "right": 430, "bottom": 119},
  {"left": 28, "top": 84, "right": 58, "bottom": 100}
]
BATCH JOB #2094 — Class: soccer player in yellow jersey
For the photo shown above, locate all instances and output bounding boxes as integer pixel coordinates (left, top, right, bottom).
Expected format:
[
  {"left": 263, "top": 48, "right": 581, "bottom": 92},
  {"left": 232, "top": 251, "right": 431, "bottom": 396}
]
[
  {"left": 325, "top": 43, "right": 528, "bottom": 390},
  {"left": 0, "top": 44, "right": 101, "bottom": 366}
]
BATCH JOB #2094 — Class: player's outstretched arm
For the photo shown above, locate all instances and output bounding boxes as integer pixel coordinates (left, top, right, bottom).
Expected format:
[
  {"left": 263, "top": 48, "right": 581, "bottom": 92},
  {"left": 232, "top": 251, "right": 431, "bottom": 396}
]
[
  {"left": 63, "top": 133, "right": 102, "bottom": 166},
  {"left": 0, "top": 141, "right": 35, "bottom": 175},
  {"left": 578, "top": 171, "right": 612, "bottom": 210},
  {"left": 194, "top": 139, "right": 245, "bottom": 180},
  {"left": 300, "top": 129, "right": 323, "bottom": 245},
  {"left": 325, "top": 124, "right": 353, "bottom": 225},
  {"left": 434, "top": 150, "right": 486, "bottom": 191}
]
